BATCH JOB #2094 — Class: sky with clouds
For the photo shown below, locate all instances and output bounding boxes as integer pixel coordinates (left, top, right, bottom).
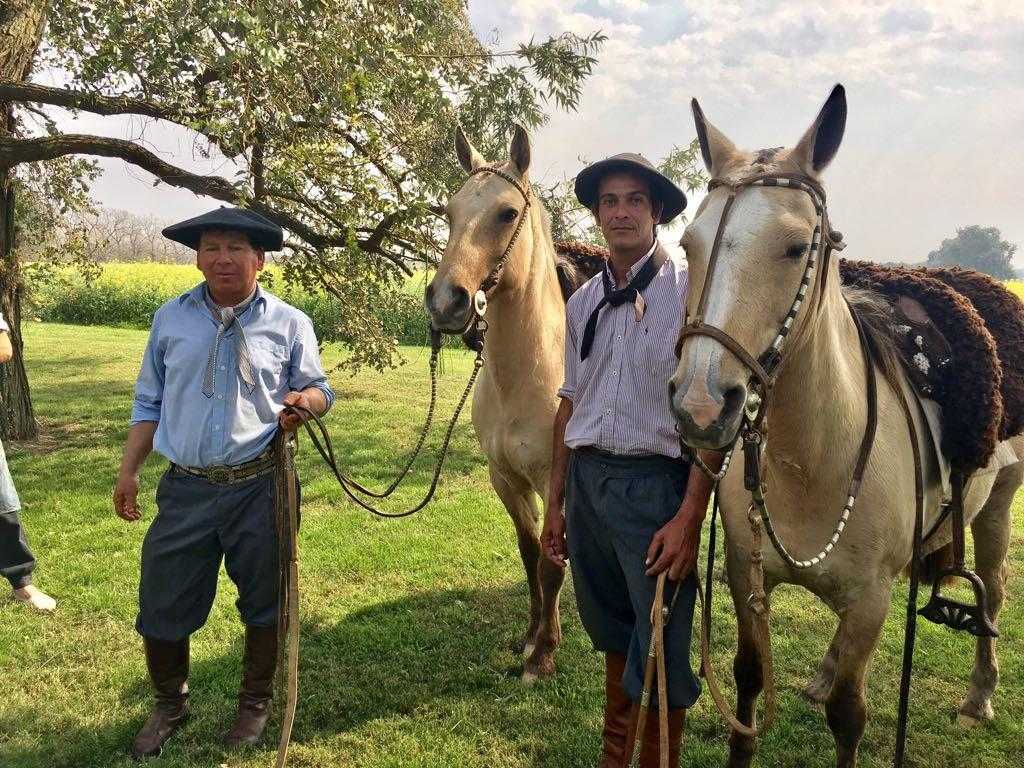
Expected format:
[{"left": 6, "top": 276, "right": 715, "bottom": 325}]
[{"left": 59, "top": 0, "right": 1024, "bottom": 265}]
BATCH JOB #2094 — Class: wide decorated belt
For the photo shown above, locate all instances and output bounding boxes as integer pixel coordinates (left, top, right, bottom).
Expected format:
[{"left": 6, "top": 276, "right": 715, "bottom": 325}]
[{"left": 170, "top": 450, "right": 275, "bottom": 485}]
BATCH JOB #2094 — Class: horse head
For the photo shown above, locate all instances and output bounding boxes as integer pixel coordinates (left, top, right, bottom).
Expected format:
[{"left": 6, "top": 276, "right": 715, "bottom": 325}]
[
  {"left": 670, "top": 85, "right": 847, "bottom": 449},
  {"left": 426, "top": 124, "right": 534, "bottom": 333}
]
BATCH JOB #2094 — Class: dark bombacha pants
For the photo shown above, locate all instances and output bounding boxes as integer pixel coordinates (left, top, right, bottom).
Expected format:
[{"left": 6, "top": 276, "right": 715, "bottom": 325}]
[
  {"left": 135, "top": 467, "right": 287, "bottom": 641},
  {"left": 565, "top": 447, "right": 701, "bottom": 710}
]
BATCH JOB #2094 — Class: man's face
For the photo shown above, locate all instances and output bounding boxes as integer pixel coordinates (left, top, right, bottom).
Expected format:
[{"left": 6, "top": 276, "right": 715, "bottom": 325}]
[
  {"left": 595, "top": 172, "right": 660, "bottom": 252},
  {"left": 196, "top": 229, "right": 265, "bottom": 299}
]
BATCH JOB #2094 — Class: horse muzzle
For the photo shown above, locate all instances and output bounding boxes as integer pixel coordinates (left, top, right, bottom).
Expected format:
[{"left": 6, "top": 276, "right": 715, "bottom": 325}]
[
  {"left": 668, "top": 377, "right": 747, "bottom": 451},
  {"left": 425, "top": 280, "right": 473, "bottom": 333}
]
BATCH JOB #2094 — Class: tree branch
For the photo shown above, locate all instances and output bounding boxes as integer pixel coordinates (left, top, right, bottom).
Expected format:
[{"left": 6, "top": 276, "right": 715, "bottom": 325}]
[
  {"left": 1, "top": 130, "right": 414, "bottom": 273},
  {"left": 0, "top": 81, "right": 179, "bottom": 120}
]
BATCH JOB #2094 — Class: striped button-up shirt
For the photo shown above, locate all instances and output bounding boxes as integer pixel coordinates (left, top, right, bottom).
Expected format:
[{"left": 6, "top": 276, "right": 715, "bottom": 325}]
[{"left": 558, "top": 241, "right": 688, "bottom": 458}]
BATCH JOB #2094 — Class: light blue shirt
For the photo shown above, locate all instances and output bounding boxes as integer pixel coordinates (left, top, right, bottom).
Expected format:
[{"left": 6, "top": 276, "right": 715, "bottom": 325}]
[{"left": 131, "top": 283, "right": 335, "bottom": 467}]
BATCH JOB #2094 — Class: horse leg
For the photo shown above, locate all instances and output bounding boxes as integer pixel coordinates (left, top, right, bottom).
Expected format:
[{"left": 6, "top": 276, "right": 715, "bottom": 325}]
[
  {"left": 488, "top": 464, "right": 544, "bottom": 661},
  {"left": 803, "top": 627, "right": 841, "bottom": 704},
  {"left": 725, "top": 560, "right": 764, "bottom": 768},
  {"left": 957, "top": 460, "right": 1021, "bottom": 727},
  {"left": 825, "top": 590, "right": 889, "bottom": 768},
  {"left": 522, "top": 499, "right": 565, "bottom": 683}
]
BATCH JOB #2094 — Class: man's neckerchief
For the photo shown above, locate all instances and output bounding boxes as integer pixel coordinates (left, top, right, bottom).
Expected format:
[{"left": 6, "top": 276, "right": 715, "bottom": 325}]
[
  {"left": 202, "top": 285, "right": 258, "bottom": 397},
  {"left": 580, "top": 243, "right": 668, "bottom": 361}
]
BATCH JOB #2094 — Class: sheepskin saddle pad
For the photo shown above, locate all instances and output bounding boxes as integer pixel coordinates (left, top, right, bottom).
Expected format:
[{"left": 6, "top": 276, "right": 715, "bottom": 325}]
[
  {"left": 554, "top": 240, "right": 608, "bottom": 302},
  {"left": 840, "top": 260, "right": 1024, "bottom": 474}
]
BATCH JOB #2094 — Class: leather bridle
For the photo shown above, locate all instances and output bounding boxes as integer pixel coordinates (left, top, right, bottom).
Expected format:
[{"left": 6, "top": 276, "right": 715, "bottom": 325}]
[
  {"left": 675, "top": 171, "right": 844, "bottom": 405},
  {"left": 437, "top": 165, "right": 532, "bottom": 353}
]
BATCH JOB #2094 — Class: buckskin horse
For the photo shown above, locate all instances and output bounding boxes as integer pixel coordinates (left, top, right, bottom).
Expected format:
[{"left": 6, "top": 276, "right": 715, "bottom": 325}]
[
  {"left": 425, "top": 126, "right": 601, "bottom": 682},
  {"left": 670, "top": 85, "right": 1024, "bottom": 767}
]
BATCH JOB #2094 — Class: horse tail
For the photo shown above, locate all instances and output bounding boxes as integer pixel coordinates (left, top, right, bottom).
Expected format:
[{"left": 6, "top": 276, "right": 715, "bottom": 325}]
[{"left": 916, "top": 542, "right": 956, "bottom": 586}]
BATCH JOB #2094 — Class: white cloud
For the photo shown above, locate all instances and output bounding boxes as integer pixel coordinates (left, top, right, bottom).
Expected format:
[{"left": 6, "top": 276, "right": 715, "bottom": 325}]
[{"left": 467, "top": 0, "right": 1024, "bottom": 264}]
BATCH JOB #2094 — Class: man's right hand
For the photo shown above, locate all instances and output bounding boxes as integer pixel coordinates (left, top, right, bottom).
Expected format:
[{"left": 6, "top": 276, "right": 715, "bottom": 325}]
[
  {"left": 541, "top": 502, "right": 568, "bottom": 568},
  {"left": 113, "top": 473, "right": 142, "bottom": 521}
]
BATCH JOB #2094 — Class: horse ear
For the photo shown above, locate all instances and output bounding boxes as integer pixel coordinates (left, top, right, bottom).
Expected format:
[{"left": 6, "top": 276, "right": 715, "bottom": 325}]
[
  {"left": 792, "top": 84, "right": 847, "bottom": 174},
  {"left": 509, "top": 123, "right": 531, "bottom": 176},
  {"left": 691, "top": 98, "right": 738, "bottom": 176},
  {"left": 455, "top": 125, "right": 485, "bottom": 172}
]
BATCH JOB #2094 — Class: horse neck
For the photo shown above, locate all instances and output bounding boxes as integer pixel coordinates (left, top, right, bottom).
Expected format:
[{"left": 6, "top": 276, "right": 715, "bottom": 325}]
[
  {"left": 764, "top": 264, "right": 867, "bottom": 487},
  {"left": 480, "top": 207, "right": 565, "bottom": 395}
]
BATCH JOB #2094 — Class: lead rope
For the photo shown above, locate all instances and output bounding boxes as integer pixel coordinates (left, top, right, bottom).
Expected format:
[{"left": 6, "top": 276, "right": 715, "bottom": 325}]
[
  {"left": 283, "top": 346, "right": 483, "bottom": 519},
  {"left": 892, "top": 378, "right": 926, "bottom": 768},
  {"left": 274, "top": 430, "right": 300, "bottom": 768},
  {"left": 628, "top": 572, "right": 678, "bottom": 768}
]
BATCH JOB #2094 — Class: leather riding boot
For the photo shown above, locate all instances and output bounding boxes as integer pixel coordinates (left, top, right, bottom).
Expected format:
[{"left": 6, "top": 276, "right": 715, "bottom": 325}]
[
  {"left": 598, "top": 652, "right": 632, "bottom": 768},
  {"left": 637, "top": 707, "right": 686, "bottom": 768},
  {"left": 225, "top": 624, "right": 279, "bottom": 747},
  {"left": 131, "top": 637, "right": 190, "bottom": 760}
]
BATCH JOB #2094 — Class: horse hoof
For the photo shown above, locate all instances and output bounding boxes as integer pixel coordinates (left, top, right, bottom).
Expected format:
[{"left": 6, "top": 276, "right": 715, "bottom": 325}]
[
  {"left": 956, "top": 700, "right": 994, "bottom": 728},
  {"left": 802, "top": 679, "right": 830, "bottom": 705},
  {"left": 956, "top": 713, "right": 983, "bottom": 729},
  {"left": 521, "top": 652, "right": 556, "bottom": 684}
]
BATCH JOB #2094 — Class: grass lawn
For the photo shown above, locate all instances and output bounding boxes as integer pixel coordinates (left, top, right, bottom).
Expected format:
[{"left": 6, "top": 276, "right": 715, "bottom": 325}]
[{"left": 1, "top": 323, "right": 1022, "bottom": 768}]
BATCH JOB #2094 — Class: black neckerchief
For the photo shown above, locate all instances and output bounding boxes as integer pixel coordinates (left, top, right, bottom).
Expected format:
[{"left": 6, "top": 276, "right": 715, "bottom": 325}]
[{"left": 580, "top": 244, "right": 667, "bottom": 361}]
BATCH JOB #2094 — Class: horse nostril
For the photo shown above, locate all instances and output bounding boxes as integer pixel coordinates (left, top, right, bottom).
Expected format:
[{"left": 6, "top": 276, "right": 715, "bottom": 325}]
[
  {"left": 452, "top": 286, "right": 471, "bottom": 313},
  {"left": 723, "top": 385, "right": 745, "bottom": 414}
]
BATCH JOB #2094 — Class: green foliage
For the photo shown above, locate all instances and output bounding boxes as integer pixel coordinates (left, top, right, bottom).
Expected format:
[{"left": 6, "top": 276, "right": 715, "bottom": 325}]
[
  {"left": 11, "top": 156, "right": 102, "bottom": 288},
  {"left": 37, "top": 0, "right": 604, "bottom": 370},
  {"left": 926, "top": 225, "right": 1018, "bottom": 280}
]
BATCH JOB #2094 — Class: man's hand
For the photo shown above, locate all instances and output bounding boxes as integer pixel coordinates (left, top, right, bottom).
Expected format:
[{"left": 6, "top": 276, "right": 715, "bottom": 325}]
[
  {"left": 645, "top": 512, "right": 701, "bottom": 581},
  {"left": 279, "top": 391, "right": 314, "bottom": 432},
  {"left": 541, "top": 503, "right": 568, "bottom": 568},
  {"left": 113, "top": 472, "right": 142, "bottom": 522}
]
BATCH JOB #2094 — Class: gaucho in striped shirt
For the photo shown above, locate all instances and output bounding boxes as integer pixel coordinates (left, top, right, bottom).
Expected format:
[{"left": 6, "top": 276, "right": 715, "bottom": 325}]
[{"left": 541, "top": 153, "right": 721, "bottom": 767}]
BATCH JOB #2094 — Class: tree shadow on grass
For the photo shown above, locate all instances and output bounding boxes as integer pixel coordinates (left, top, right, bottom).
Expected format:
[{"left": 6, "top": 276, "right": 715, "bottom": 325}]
[{"left": 0, "top": 584, "right": 601, "bottom": 768}]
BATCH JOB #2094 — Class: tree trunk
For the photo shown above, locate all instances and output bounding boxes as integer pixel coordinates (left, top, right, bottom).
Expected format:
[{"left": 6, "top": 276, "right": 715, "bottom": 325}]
[{"left": 0, "top": 0, "right": 50, "bottom": 440}]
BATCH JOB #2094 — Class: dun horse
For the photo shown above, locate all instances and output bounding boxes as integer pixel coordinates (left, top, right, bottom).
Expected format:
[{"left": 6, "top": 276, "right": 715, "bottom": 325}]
[
  {"left": 670, "top": 86, "right": 1023, "bottom": 768},
  {"left": 426, "top": 126, "right": 567, "bottom": 682}
]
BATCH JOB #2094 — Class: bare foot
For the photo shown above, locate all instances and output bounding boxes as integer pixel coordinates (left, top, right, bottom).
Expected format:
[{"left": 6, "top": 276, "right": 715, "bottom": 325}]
[{"left": 11, "top": 585, "right": 57, "bottom": 612}]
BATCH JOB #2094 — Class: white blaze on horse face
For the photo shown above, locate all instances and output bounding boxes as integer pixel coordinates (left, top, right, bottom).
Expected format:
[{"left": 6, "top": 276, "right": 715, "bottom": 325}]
[{"left": 674, "top": 186, "right": 812, "bottom": 423}]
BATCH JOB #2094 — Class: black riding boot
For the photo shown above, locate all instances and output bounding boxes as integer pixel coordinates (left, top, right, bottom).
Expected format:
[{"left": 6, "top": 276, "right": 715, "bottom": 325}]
[
  {"left": 225, "top": 624, "right": 279, "bottom": 747},
  {"left": 132, "top": 636, "right": 190, "bottom": 760}
]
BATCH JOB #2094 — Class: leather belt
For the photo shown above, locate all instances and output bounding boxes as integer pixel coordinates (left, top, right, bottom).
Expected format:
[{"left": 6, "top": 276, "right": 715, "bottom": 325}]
[{"left": 171, "top": 450, "right": 275, "bottom": 485}]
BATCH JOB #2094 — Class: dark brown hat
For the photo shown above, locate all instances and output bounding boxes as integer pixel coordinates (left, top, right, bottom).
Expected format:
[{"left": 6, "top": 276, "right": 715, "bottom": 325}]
[{"left": 574, "top": 152, "right": 687, "bottom": 224}]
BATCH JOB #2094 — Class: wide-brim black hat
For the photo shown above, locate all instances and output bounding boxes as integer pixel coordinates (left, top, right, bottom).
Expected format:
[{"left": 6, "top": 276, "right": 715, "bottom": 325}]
[
  {"left": 574, "top": 153, "right": 687, "bottom": 224},
  {"left": 162, "top": 206, "right": 284, "bottom": 251}
]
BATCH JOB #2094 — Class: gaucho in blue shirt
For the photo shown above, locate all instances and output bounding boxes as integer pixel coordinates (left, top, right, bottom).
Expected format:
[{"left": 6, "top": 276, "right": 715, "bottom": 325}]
[{"left": 112, "top": 207, "right": 334, "bottom": 758}]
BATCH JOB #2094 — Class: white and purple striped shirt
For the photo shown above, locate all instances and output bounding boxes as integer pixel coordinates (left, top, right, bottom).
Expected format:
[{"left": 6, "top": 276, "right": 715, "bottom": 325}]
[{"left": 558, "top": 241, "right": 689, "bottom": 458}]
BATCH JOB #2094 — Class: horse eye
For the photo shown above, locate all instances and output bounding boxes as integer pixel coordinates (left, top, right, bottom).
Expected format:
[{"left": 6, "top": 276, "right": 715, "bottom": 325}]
[
  {"left": 499, "top": 207, "right": 519, "bottom": 224},
  {"left": 786, "top": 243, "right": 809, "bottom": 260}
]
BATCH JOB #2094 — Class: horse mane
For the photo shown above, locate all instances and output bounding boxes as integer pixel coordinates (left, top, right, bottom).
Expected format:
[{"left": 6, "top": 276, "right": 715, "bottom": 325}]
[
  {"left": 553, "top": 240, "right": 608, "bottom": 302},
  {"left": 841, "top": 285, "right": 905, "bottom": 398}
]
